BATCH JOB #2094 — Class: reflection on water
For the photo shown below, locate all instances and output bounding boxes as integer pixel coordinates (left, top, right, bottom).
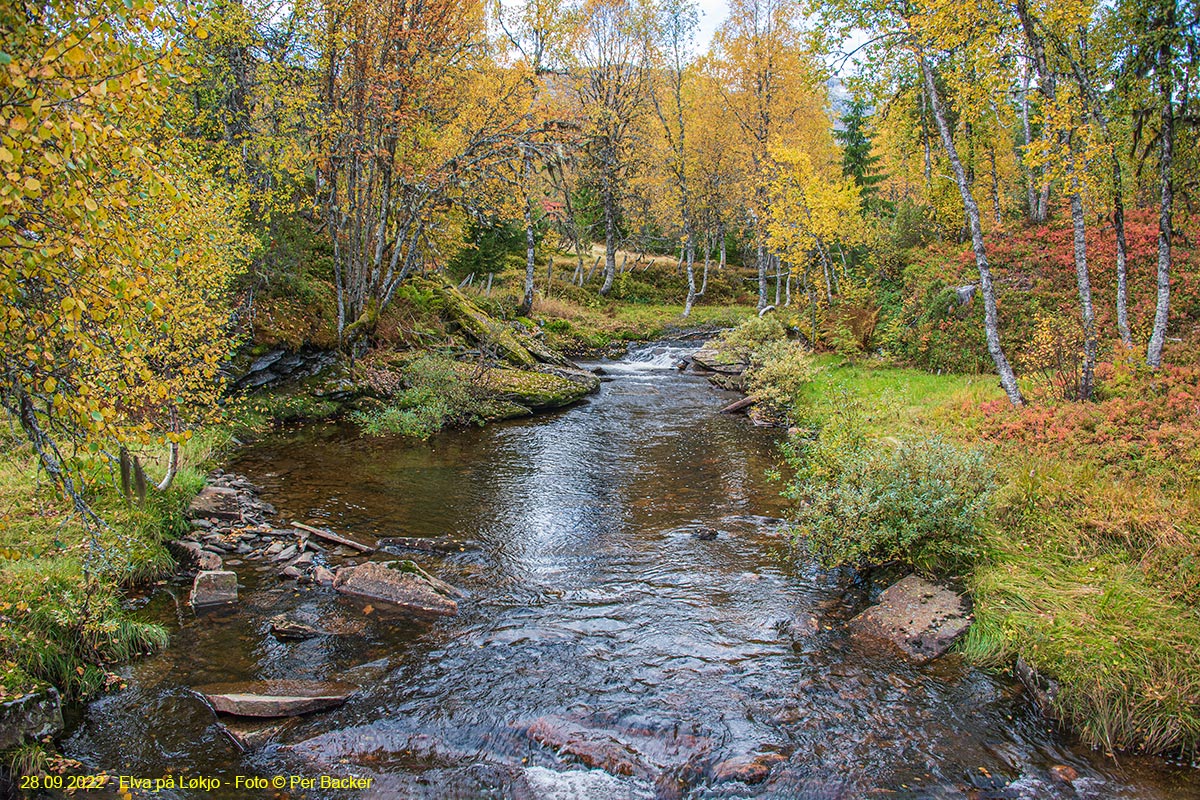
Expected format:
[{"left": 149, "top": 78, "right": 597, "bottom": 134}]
[{"left": 64, "top": 343, "right": 1198, "bottom": 798}]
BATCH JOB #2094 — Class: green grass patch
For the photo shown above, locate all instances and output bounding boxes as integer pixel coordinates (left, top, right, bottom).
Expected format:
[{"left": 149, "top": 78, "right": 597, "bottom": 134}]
[
  {"left": 764, "top": 356, "right": 1200, "bottom": 756},
  {"left": 0, "top": 424, "right": 235, "bottom": 700}
]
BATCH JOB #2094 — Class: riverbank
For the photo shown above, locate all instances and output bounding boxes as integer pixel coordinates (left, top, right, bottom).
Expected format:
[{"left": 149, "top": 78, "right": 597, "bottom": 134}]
[{"left": 755, "top": 348, "right": 1200, "bottom": 757}]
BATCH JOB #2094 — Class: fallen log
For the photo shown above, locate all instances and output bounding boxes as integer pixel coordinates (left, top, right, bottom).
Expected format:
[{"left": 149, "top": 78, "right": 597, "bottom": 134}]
[
  {"left": 377, "top": 536, "right": 478, "bottom": 555},
  {"left": 719, "top": 396, "right": 756, "bottom": 414},
  {"left": 291, "top": 521, "right": 376, "bottom": 553}
]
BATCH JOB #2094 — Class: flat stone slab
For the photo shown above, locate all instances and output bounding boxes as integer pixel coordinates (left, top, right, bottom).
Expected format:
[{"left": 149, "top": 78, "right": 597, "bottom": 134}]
[
  {"left": 191, "top": 570, "right": 238, "bottom": 607},
  {"left": 334, "top": 561, "right": 458, "bottom": 616},
  {"left": 691, "top": 344, "right": 748, "bottom": 374},
  {"left": 195, "top": 680, "right": 356, "bottom": 717},
  {"left": 188, "top": 487, "right": 241, "bottom": 522},
  {"left": 850, "top": 575, "right": 971, "bottom": 664},
  {"left": 0, "top": 688, "right": 63, "bottom": 750}
]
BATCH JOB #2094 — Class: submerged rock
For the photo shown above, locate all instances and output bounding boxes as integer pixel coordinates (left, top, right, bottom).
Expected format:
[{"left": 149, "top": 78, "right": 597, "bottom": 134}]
[
  {"left": 190, "top": 570, "right": 238, "bottom": 607},
  {"left": 195, "top": 680, "right": 356, "bottom": 718},
  {"left": 270, "top": 614, "right": 321, "bottom": 640},
  {"left": 711, "top": 752, "right": 787, "bottom": 785},
  {"left": 333, "top": 561, "right": 459, "bottom": 616},
  {"left": 849, "top": 574, "right": 971, "bottom": 664},
  {"left": 0, "top": 687, "right": 63, "bottom": 750}
]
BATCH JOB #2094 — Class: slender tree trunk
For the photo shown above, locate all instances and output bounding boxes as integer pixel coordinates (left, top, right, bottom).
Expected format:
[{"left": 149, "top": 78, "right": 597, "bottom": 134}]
[
  {"left": 519, "top": 151, "right": 536, "bottom": 317},
  {"left": 600, "top": 196, "right": 617, "bottom": 296},
  {"left": 1019, "top": 62, "right": 1041, "bottom": 223},
  {"left": 1068, "top": 153, "right": 1097, "bottom": 400},
  {"left": 698, "top": 235, "right": 710, "bottom": 297},
  {"left": 683, "top": 235, "right": 697, "bottom": 317},
  {"left": 920, "top": 53, "right": 1024, "bottom": 406},
  {"left": 1147, "top": 18, "right": 1174, "bottom": 368},
  {"left": 718, "top": 223, "right": 726, "bottom": 270},
  {"left": 1114, "top": 156, "right": 1132, "bottom": 347},
  {"left": 757, "top": 239, "right": 768, "bottom": 310},
  {"left": 988, "top": 145, "right": 1002, "bottom": 225},
  {"left": 785, "top": 269, "right": 792, "bottom": 306},
  {"left": 774, "top": 254, "right": 782, "bottom": 306}
]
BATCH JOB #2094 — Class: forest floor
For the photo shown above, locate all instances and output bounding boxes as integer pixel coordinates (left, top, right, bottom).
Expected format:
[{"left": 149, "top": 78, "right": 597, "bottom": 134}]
[{"left": 780, "top": 354, "right": 1200, "bottom": 756}]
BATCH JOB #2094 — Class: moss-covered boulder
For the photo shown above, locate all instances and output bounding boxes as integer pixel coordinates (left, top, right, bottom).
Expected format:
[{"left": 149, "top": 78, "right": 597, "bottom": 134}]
[
  {"left": 484, "top": 366, "right": 600, "bottom": 411},
  {"left": 427, "top": 282, "right": 537, "bottom": 367}
]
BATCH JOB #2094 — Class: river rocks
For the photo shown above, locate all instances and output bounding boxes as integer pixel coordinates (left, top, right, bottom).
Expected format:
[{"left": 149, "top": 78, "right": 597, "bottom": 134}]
[
  {"left": 188, "top": 487, "right": 241, "bottom": 522},
  {"left": 1049, "top": 764, "right": 1079, "bottom": 783},
  {"left": 849, "top": 575, "right": 972, "bottom": 664},
  {"left": 231, "top": 348, "right": 338, "bottom": 393},
  {"left": 195, "top": 680, "right": 356, "bottom": 717},
  {"left": 270, "top": 614, "right": 322, "bottom": 640},
  {"left": 711, "top": 752, "right": 787, "bottom": 785},
  {"left": 191, "top": 570, "right": 238, "bottom": 607},
  {"left": 196, "top": 549, "right": 223, "bottom": 571},
  {"left": 0, "top": 687, "right": 63, "bottom": 750},
  {"left": 219, "top": 717, "right": 301, "bottom": 752},
  {"left": 520, "top": 717, "right": 655, "bottom": 779},
  {"left": 333, "top": 561, "right": 459, "bottom": 616}
]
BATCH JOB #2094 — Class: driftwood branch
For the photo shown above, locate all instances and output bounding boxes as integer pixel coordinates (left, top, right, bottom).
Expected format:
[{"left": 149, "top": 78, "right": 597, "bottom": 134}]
[{"left": 292, "top": 521, "right": 376, "bottom": 553}]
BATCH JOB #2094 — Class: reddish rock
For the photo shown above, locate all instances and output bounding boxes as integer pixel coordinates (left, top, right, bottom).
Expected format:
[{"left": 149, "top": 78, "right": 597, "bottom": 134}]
[
  {"left": 195, "top": 680, "right": 356, "bottom": 717},
  {"left": 188, "top": 487, "right": 241, "bottom": 522},
  {"left": 520, "top": 717, "right": 654, "bottom": 778},
  {"left": 334, "top": 561, "right": 458, "bottom": 616},
  {"left": 850, "top": 575, "right": 971, "bottom": 664},
  {"left": 1049, "top": 764, "right": 1079, "bottom": 783},
  {"left": 711, "top": 753, "right": 786, "bottom": 785},
  {"left": 313, "top": 566, "right": 335, "bottom": 586}
]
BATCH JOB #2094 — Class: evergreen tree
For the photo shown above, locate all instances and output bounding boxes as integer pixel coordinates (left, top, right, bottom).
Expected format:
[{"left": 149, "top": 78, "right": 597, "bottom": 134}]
[{"left": 836, "top": 97, "right": 886, "bottom": 207}]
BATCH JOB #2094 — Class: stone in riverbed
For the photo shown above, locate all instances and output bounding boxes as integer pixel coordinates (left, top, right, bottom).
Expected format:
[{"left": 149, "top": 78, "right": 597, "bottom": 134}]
[
  {"left": 188, "top": 487, "right": 241, "bottom": 522},
  {"left": 195, "top": 680, "right": 356, "bottom": 717},
  {"left": 711, "top": 752, "right": 787, "bottom": 785},
  {"left": 197, "top": 549, "right": 223, "bottom": 571},
  {"left": 190, "top": 570, "right": 238, "bottom": 607},
  {"left": 0, "top": 688, "right": 63, "bottom": 750},
  {"left": 690, "top": 344, "right": 748, "bottom": 375},
  {"left": 849, "top": 575, "right": 971, "bottom": 664},
  {"left": 270, "top": 614, "right": 321, "bottom": 640},
  {"left": 334, "top": 561, "right": 458, "bottom": 616}
]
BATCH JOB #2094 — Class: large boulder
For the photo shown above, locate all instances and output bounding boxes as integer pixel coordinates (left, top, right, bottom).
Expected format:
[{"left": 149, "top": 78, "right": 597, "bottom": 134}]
[
  {"left": 849, "top": 575, "right": 972, "bottom": 664},
  {"left": 0, "top": 687, "right": 63, "bottom": 750},
  {"left": 195, "top": 680, "right": 356, "bottom": 717},
  {"left": 190, "top": 570, "right": 239, "bottom": 607},
  {"left": 486, "top": 366, "right": 599, "bottom": 412},
  {"left": 333, "top": 561, "right": 459, "bottom": 616}
]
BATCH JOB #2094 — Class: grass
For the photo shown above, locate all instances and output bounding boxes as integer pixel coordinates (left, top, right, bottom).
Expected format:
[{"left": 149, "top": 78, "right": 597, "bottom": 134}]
[
  {"left": 0, "top": 422, "right": 242, "bottom": 701},
  {"left": 773, "top": 355, "right": 1200, "bottom": 757}
]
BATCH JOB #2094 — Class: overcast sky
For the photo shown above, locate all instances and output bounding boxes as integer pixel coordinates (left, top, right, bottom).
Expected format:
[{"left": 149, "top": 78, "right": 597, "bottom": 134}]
[{"left": 693, "top": 0, "right": 728, "bottom": 53}]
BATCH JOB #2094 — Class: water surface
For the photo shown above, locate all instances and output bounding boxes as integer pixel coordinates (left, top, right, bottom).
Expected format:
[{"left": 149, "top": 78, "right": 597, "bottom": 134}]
[{"left": 65, "top": 343, "right": 1198, "bottom": 798}]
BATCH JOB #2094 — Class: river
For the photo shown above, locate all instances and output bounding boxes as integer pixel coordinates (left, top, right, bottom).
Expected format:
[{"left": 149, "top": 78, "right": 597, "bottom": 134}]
[{"left": 63, "top": 342, "right": 1198, "bottom": 798}]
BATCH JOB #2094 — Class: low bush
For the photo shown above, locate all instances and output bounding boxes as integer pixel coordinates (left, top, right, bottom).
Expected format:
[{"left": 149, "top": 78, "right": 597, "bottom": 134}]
[
  {"left": 351, "top": 353, "right": 490, "bottom": 439},
  {"left": 779, "top": 399, "right": 994, "bottom": 573},
  {"left": 747, "top": 340, "right": 818, "bottom": 421}
]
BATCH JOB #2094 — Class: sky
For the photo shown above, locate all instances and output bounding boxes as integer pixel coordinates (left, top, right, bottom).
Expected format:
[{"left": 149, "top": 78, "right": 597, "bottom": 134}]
[{"left": 693, "top": 0, "right": 729, "bottom": 53}]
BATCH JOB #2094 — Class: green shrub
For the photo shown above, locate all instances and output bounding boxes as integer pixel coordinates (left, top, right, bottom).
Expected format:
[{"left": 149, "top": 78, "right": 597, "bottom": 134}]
[
  {"left": 351, "top": 353, "right": 486, "bottom": 439},
  {"left": 711, "top": 314, "right": 787, "bottom": 361},
  {"left": 747, "top": 340, "right": 818, "bottom": 421},
  {"left": 779, "top": 400, "right": 994, "bottom": 573}
]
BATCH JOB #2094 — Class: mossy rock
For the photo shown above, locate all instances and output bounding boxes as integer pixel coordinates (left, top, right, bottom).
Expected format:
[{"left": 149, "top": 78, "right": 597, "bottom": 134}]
[
  {"left": 483, "top": 367, "right": 599, "bottom": 411},
  {"left": 423, "top": 281, "right": 537, "bottom": 367}
]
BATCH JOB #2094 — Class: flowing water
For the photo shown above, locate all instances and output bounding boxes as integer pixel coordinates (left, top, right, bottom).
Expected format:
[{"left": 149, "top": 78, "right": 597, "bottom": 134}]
[{"left": 65, "top": 343, "right": 1198, "bottom": 799}]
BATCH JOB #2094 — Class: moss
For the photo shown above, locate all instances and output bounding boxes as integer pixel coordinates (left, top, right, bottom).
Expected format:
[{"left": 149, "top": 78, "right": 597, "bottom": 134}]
[
  {"left": 424, "top": 280, "right": 537, "bottom": 367},
  {"left": 483, "top": 367, "right": 598, "bottom": 410}
]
